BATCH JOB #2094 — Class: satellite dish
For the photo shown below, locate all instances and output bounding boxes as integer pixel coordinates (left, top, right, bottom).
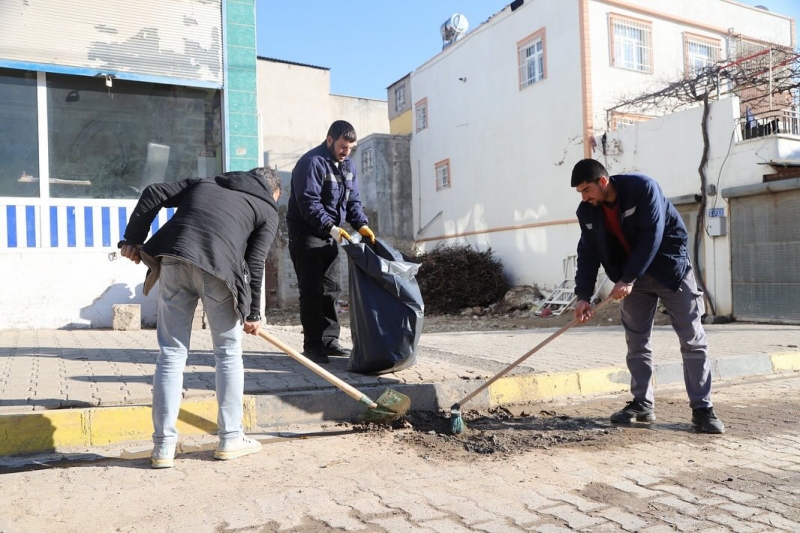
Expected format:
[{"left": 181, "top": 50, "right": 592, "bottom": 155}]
[{"left": 441, "top": 13, "right": 469, "bottom": 49}]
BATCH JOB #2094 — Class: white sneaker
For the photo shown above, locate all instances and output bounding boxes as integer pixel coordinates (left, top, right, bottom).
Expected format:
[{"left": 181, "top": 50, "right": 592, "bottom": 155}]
[
  {"left": 151, "top": 444, "right": 176, "bottom": 469},
  {"left": 213, "top": 436, "right": 262, "bottom": 461}
]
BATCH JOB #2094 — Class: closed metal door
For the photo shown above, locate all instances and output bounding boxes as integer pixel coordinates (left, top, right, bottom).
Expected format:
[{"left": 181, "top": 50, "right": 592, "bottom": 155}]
[{"left": 730, "top": 189, "right": 800, "bottom": 323}]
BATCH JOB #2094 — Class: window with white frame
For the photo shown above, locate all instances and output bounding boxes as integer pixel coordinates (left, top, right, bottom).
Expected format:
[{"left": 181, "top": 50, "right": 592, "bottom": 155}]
[
  {"left": 415, "top": 98, "right": 428, "bottom": 132},
  {"left": 361, "top": 148, "right": 374, "bottom": 171},
  {"left": 518, "top": 29, "right": 546, "bottom": 89},
  {"left": 684, "top": 34, "right": 721, "bottom": 77},
  {"left": 435, "top": 159, "right": 450, "bottom": 191},
  {"left": 611, "top": 111, "right": 651, "bottom": 131},
  {"left": 610, "top": 15, "right": 652, "bottom": 73},
  {"left": 394, "top": 85, "right": 406, "bottom": 113}
]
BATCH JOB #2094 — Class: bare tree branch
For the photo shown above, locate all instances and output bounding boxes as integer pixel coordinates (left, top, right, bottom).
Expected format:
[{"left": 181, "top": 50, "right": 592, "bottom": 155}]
[
  {"left": 603, "top": 46, "right": 799, "bottom": 318},
  {"left": 609, "top": 47, "right": 800, "bottom": 117}
]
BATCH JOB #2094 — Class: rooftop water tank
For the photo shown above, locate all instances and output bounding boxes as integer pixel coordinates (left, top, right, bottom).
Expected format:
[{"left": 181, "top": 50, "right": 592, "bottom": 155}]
[{"left": 441, "top": 13, "right": 469, "bottom": 49}]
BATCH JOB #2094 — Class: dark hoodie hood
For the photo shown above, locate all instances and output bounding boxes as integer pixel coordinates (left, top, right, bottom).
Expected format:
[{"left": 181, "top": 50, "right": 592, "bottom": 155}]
[{"left": 214, "top": 171, "right": 278, "bottom": 211}]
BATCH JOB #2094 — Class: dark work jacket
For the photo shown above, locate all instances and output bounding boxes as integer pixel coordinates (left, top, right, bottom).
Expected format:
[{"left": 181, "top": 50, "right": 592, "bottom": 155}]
[
  {"left": 574, "top": 173, "right": 689, "bottom": 302},
  {"left": 286, "top": 142, "right": 369, "bottom": 238},
  {"left": 123, "top": 171, "right": 279, "bottom": 321}
]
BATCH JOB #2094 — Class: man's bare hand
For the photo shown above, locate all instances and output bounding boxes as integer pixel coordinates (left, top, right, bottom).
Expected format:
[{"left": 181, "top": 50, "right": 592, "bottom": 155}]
[
  {"left": 120, "top": 243, "right": 143, "bottom": 265},
  {"left": 574, "top": 300, "right": 593, "bottom": 323},
  {"left": 243, "top": 320, "right": 262, "bottom": 336},
  {"left": 610, "top": 281, "right": 634, "bottom": 300}
]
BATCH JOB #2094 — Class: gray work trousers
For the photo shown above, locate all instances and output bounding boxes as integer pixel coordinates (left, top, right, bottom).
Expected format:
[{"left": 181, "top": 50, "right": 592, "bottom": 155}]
[{"left": 619, "top": 267, "right": 712, "bottom": 410}]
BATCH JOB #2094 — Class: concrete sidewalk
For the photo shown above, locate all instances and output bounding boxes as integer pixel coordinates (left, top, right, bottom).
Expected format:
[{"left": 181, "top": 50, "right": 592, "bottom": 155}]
[{"left": 1, "top": 323, "right": 798, "bottom": 455}]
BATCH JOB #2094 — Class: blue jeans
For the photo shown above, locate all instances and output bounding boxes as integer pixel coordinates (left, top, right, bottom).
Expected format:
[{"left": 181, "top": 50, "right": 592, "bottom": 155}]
[
  {"left": 619, "top": 267, "right": 712, "bottom": 410},
  {"left": 152, "top": 257, "right": 244, "bottom": 446}
]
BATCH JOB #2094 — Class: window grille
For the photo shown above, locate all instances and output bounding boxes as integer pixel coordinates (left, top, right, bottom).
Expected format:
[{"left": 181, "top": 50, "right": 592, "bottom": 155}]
[
  {"left": 685, "top": 34, "right": 720, "bottom": 77},
  {"left": 435, "top": 159, "right": 450, "bottom": 191},
  {"left": 610, "top": 15, "right": 653, "bottom": 73},
  {"left": 361, "top": 148, "right": 374, "bottom": 171},
  {"left": 611, "top": 112, "right": 651, "bottom": 130},
  {"left": 395, "top": 85, "right": 406, "bottom": 112},
  {"left": 518, "top": 29, "right": 546, "bottom": 89},
  {"left": 415, "top": 99, "right": 428, "bottom": 132}
]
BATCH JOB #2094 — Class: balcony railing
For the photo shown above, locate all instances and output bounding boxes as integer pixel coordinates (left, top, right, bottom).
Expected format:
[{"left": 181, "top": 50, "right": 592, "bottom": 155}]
[{"left": 738, "top": 108, "right": 800, "bottom": 140}]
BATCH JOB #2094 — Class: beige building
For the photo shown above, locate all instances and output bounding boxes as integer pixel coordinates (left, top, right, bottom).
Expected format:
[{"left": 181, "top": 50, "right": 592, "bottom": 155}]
[{"left": 256, "top": 57, "right": 390, "bottom": 194}]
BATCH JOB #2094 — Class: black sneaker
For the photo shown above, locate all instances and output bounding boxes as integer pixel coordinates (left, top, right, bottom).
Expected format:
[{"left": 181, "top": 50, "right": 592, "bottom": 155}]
[
  {"left": 692, "top": 407, "right": 725, "bottom": 434},
  {"left": 610, "top": 400, "right": 656, "bottom": 423},
  {"left": 325, "top": 341, "right": 351, "bottom": 357},
  {"left": 302, "top": 346, "right": 329, "bottom": 364}
]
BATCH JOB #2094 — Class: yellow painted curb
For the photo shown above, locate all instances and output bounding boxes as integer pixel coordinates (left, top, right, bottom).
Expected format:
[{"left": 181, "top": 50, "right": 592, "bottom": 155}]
[
  {"left": 577, "top": 367, "right": 630, "bottom": 395},
  {"left": 89, "top": 405, "right": 154, "bottom": 446},
  {"left": 0, "top": 397, "right": 227, "bottom": 455},
  {"left": 0, "top": 410, "right": 89, "bottom": 455},
  {"left": 487, "top": 367, "right": 630, "bottom": 407},
  {"left": 488, "top": 373, "right": 581, "bottom": 406},
  {"left": 242, "top": 396, "right": 257, "bottom": 431},
  {"left": 771, "top": 352, "right": 800, "bottom": 372},
  {"left": 90, "top": 399, "right": 219, "bottom": 446}
]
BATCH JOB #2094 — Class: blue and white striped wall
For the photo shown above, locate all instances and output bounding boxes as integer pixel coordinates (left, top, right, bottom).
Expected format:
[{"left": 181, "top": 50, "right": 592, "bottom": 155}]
[{"left": 0, "top": 203, "right": 175, "bottom": 249}]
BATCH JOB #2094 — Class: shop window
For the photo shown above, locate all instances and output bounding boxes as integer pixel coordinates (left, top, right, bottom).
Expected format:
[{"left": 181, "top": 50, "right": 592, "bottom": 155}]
[
  {"left": 46, "top": 74, "right": 220, "bottom": 199},
  {"left": 0, "top": 68, "right": 39, "bottom": 198}
]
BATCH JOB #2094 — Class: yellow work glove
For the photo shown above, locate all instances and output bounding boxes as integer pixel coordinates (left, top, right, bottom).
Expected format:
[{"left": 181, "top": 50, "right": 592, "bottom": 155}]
[
  {"left": 358, "top": 226, "right": 376, "bottom": 244},
  {"left": 329, "top": 225, "right": 351, "bottom": 244}
]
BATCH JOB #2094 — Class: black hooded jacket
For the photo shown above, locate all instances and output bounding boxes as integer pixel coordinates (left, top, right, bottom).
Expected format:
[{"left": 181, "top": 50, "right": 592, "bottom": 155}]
[{"left": 123, "top": 170, "right": 279, "bottom": 320}]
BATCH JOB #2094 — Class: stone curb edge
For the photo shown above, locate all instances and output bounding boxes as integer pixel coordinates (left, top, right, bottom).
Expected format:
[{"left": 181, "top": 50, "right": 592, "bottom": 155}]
[{"left": 1, "top": 352, "right": 797, "bottom": 456}]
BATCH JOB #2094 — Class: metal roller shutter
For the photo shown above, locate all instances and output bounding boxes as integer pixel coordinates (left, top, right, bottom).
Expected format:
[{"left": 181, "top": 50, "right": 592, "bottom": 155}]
[
  {"left": 730, "top": 189, "right": 800, "bottom": 323},
  {"left": 0, "top": 0, "right": 222, "bottom": 84}
]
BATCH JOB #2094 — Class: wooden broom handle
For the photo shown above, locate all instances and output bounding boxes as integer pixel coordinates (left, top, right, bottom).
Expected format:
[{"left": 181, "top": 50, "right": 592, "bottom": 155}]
[
  {"left": 257, "top": 330, "right": 376, "bottom": 407},
  {"left": 457, "top": 298, "right": 615, "bottom": 407}
]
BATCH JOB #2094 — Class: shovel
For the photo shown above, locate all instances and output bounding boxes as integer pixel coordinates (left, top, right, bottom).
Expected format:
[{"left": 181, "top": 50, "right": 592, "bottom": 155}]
[{"left": 256, "top": 330, "right": 410, "bottom": 423}]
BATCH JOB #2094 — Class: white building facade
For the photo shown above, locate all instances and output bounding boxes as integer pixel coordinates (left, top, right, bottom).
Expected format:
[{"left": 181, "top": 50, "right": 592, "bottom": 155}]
[{"left": 409, "top": 0, "right": 796, "bottom": 320}]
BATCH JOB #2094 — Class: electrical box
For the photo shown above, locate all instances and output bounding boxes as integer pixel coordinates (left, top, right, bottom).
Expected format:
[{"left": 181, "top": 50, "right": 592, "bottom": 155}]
[{"left": 707, "top": 216, "right": 727, "bottom": 237}]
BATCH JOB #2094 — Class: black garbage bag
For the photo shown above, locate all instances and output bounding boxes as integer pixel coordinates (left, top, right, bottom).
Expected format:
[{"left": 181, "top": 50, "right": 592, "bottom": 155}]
[{"left": 344, "top": 237, "right": 424, "bottom": 375}]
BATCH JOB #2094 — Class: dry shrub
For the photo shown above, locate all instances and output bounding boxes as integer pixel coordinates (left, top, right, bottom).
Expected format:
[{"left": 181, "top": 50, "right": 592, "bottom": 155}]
[{"left": 416, "top": 244, "right": 509, "bottom": 314}]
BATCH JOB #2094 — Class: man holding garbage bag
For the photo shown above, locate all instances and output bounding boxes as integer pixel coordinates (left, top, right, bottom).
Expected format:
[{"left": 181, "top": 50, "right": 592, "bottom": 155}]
[{"left": 286, "top": 120, "right": 376, "bottom": 364}]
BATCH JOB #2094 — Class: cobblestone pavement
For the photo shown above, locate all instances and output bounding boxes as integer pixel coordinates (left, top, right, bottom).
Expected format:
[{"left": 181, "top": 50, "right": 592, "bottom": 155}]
[
  {"left": 1, "top": 324, "right": 797, "bottom": 412},
  {"left": 1, "top": 375, "right": 798, "bottom": 532}
]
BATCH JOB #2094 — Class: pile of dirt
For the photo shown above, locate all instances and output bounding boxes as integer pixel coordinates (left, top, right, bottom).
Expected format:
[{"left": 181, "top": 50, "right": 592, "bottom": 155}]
[
  {"left": 351, "top": 407, "right": 622, "bottom": 460},
  {"left": 348, "top": 389, "right": 770, "bottom": 461}
]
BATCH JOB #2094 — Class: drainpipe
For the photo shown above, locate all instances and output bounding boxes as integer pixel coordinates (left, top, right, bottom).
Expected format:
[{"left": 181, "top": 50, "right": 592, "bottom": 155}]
[{"left": 769, "top": 48, "right": 773, "bottom": 111}]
